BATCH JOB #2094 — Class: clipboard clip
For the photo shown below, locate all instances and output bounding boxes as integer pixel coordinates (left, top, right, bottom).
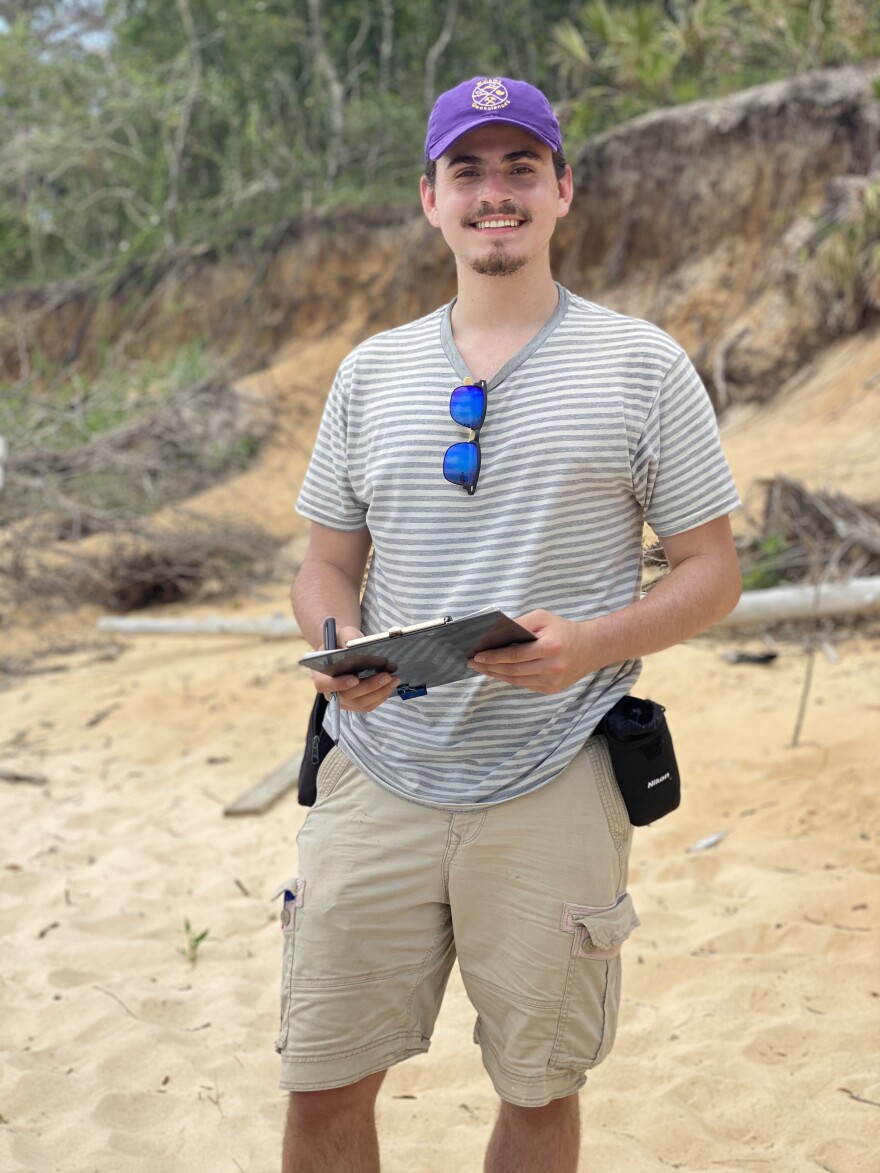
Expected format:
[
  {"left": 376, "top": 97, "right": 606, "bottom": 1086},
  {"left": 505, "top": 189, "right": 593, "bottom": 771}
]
[
  {"left": 397, "top": 684, "right": 428, "bottom": 701},
  {"left": 345, "top": 615, "right": 452, "bottom": 648}
]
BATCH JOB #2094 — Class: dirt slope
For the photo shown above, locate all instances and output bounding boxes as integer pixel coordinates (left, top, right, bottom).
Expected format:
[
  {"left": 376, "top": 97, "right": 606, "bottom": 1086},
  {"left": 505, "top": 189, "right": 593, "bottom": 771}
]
[{"left": 3, "top": 63, "right": 880, "bottom": 410}]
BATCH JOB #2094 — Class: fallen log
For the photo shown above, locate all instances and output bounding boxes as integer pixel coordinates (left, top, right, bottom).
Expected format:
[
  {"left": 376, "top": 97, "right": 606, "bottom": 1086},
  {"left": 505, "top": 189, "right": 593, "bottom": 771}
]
[
  {"left": 713, "top": 577, "right": 880, "bottom": 628},
  {"left": 224, "top": 752, "right": 303, "bottom": 816},
  {"left": 96, "top": 577, "right": 880, "bottom": 641},
  {"left": 97, "top": 615, "right": 302, "bottom": 638}
]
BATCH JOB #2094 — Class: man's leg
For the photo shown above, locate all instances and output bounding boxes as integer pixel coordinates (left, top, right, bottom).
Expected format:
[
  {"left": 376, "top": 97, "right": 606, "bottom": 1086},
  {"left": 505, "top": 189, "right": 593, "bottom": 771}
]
[
  {"left": 282, "top": 1070, "right": 386, "bottom": 1173},
  {"left": 276, "top": 753, "right": 455, "bottom": 1170},
  {"left": 484, "top": 1094, "right": 580, "bottom": 1173},
  {"left": 448, "top": 742, "right": 634, "bottom": 1170}
]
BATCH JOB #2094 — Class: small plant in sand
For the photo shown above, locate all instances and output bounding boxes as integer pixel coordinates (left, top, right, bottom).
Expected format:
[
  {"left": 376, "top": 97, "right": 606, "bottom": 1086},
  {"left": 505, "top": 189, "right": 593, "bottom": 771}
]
[{"left": 179, "top": 919, "right": 211, "bottom": 965}]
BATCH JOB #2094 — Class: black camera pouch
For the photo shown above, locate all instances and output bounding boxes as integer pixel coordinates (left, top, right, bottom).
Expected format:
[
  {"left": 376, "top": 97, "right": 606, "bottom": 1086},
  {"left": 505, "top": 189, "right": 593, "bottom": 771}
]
[
  {"left": 599, "top": 695, "right": 681, "bottom": 826},
  {"left": 297, "top": 693, "right": 335, "bottom": 807}
]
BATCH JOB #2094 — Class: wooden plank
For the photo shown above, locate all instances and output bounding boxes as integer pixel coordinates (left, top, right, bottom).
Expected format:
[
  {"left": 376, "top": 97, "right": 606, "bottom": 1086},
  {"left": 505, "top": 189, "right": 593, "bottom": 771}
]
[
  {"left": 97, "top": 616, "right": 302, "bottom": 638},
  {"left": 224, "top": 752, "right": 303, "bottom": 816}
]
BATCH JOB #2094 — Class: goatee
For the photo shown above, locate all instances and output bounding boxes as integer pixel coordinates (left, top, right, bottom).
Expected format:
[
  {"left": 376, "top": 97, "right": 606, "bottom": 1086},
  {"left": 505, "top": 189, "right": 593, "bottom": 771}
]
[{"left": 469, "top": 251, "right": 528, "bottom": 277}]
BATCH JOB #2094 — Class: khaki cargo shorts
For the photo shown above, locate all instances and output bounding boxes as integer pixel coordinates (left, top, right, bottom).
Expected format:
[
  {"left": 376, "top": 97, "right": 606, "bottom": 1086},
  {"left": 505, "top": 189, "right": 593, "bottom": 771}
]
[{"left": 274, "top": 739, "right": 638, "bottom": 1107}]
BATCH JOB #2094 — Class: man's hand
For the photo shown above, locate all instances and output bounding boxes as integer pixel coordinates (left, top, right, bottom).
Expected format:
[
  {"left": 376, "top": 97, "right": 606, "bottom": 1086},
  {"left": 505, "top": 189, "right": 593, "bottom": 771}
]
[
  {"left": 312, "top": 624, "right": 401, "bottom": 713},
  {"left": 468, "top": 610, "right": 593, "bottom": 694}
]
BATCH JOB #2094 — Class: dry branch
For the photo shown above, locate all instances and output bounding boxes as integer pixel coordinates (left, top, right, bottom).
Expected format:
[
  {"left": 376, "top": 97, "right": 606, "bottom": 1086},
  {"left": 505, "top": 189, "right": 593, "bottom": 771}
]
[
  {"left": 7, "top": 376, "right": 269, "bottom": 486},
  {"left": 749, "top": 475, "right": 880, "bottom": 582},
  {"left": 3, "top": 512, "right": 278, "bottom": 612},
  {"left": 723, "top": 476, "right": 880, "bottom": 632}
]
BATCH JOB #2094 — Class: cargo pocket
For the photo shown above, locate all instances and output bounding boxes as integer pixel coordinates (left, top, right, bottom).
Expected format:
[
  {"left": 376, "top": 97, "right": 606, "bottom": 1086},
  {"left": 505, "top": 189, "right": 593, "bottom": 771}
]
[
  {"left": 272, "top": 878, "right": 305, "bottom": 1054},
  {"left": 550, "top": 891, "right": 640, "bottom": 1070},
  {"left": 585, "top": 737, "right": 631, "bottom": 851},
  {"left": 314, "top": 745, "right": 349, "bottom": 804}
]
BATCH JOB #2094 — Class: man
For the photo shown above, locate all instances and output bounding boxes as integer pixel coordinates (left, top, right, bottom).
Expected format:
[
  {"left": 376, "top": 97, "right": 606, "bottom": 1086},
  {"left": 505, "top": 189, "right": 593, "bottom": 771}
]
[{"left": 280, "top": 76, "right": 741, "bottom": 1172}]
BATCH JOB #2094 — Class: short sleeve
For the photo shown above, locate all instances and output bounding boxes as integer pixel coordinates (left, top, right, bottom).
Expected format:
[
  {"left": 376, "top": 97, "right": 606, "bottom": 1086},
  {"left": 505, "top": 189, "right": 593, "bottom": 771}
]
[
  {"left": 296, "top": 370, "right": 369, "bottom": 531},
  {"left": 633, "top": 351, "right": 741, "bottom": 537}
]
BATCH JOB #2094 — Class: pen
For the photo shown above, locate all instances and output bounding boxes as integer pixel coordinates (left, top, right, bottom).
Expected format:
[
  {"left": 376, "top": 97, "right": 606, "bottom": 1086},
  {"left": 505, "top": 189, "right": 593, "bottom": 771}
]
[{"left": 322, "top": 617, "right": 341, "bottom": 742}]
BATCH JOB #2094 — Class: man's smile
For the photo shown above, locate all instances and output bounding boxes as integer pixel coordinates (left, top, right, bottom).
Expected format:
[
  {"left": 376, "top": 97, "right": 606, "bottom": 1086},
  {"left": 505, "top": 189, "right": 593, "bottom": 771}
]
[{"left": 464, "top": 207, "right": 531, "bottom": 233}]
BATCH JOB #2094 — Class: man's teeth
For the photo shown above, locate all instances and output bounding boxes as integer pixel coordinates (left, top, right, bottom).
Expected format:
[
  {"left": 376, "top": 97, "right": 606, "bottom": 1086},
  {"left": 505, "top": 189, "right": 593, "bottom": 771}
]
[{"left": 475, "top": 219, "right": 519, "bottom": 229}]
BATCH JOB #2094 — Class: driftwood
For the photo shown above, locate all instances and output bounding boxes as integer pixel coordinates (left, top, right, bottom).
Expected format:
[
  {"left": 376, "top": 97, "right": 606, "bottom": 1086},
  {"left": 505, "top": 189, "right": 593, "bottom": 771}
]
[
  {"left": 97, "top": 615, "right": 302, "bottom": 638},
  {"left": 98, "top": 576, "right": 880, "bottom": 642},
  {"left": 713, "top": 577, "right": 880, "bottom": 628},
  {"left": 223, "top": 752, "right": 303, "bottom": 816}
]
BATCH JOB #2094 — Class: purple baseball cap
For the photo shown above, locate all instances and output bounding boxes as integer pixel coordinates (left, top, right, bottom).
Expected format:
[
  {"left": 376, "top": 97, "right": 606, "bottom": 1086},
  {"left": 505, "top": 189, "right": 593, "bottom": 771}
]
[{"left": 425, "top": 77, "right": 563, "bottom": 162}]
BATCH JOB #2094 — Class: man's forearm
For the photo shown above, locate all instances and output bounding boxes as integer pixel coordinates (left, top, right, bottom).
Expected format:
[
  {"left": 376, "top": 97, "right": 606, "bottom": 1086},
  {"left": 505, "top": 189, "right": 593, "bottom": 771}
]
[
  {"left": 577, "top": 547, "right": 741, "bottom": 672},
  {"left": 471, "top": 517, "right": 741, "bottom": 694},
  {"left": 291, "top": 558, "right": 364, "bottom": 650}
]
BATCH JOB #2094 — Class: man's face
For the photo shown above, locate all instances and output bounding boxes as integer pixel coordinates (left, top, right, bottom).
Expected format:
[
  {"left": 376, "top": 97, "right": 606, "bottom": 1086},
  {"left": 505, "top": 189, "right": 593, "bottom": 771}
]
[{"left": 420, "top": 123, "right": 573, "bottom": 278}]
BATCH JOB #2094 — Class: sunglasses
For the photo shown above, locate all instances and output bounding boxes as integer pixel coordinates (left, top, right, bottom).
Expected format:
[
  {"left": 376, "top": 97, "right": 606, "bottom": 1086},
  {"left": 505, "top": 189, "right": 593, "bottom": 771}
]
[{"left": 443, "top": 380, "right": 488, "bottom": 495}]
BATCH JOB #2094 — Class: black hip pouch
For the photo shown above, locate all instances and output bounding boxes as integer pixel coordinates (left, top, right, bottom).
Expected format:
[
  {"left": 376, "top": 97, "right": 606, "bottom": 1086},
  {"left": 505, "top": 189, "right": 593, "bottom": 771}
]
[
  {"left": 298, "top": 693, "right": 335, "bottom": 807},
  {"left": 599, "top": 695, "right": 681, "bottom": 826}
]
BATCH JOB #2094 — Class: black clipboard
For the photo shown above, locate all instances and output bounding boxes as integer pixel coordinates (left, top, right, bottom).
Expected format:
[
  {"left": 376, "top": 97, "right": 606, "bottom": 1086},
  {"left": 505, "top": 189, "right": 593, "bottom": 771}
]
[{"left": 297, "top": 610, "right": 536, "bottom": 699}]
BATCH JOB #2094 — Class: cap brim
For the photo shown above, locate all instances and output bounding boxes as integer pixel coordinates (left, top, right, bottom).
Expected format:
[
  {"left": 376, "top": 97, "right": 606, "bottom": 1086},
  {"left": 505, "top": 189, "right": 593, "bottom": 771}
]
[{"left": 427, "top": 116, "right": 560, "bottom": 161}]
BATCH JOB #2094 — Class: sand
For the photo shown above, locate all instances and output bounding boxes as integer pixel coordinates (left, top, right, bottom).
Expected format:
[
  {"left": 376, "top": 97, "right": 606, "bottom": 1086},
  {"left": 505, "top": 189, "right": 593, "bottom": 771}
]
[{"left": 1, "top": 328, "right": 879, "bottom": 1172}]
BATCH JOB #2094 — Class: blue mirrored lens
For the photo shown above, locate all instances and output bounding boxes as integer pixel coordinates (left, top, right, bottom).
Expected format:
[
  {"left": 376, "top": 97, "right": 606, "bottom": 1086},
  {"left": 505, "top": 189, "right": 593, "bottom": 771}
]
[
  {"left": 443, "top": 441, "right": 480, "bottom": 487},
  {"left": 450, "top": 384, "right": 486, "bottom": 430}
]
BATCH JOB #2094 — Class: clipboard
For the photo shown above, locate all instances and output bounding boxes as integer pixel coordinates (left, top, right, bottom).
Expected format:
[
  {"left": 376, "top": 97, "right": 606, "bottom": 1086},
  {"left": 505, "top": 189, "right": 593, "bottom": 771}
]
[{"left": 297, "top": 610, "right": 536, "bottom": 699}]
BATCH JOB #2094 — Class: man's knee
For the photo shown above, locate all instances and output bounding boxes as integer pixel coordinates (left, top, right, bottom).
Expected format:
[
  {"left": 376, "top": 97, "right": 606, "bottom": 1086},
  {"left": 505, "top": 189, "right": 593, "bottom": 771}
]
[
  {"left": 499, "top": 1092, "right": 579, "bottom": 1126},
  {"left": 287, "top": 1070, "right": 387, "bottom": 1125}
]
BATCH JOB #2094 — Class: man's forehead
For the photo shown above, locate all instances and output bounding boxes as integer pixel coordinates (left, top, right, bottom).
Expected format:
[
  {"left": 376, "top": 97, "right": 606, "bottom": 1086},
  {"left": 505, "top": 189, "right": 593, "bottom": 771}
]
[{"left": 442, "top": 124, "right": 551, "bottom": 164}]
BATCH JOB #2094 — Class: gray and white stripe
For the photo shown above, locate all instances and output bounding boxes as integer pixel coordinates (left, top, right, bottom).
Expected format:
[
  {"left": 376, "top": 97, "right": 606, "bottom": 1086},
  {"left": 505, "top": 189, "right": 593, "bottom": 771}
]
[{"left": 297, "top": 286, "right": 740, "bottom": 807}]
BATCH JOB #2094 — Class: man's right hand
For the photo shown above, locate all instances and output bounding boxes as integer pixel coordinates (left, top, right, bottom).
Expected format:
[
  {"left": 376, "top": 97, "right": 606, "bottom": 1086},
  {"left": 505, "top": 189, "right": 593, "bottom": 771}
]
[{"left": 312, "top": 625, "right": 401, "bottom": 713}]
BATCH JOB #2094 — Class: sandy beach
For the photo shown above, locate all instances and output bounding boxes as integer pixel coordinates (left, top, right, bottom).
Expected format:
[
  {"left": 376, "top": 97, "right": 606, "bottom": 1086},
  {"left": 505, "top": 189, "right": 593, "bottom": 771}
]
[{"left": 1, "top": 327, "right": 879, "bottom": 1172}]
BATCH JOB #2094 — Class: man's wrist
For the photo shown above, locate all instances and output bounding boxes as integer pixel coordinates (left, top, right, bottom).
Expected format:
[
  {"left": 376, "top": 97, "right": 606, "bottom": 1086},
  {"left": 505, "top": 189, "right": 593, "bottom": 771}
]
[{"left": 572, "top": 613, "right": 621, "bottom": 677}]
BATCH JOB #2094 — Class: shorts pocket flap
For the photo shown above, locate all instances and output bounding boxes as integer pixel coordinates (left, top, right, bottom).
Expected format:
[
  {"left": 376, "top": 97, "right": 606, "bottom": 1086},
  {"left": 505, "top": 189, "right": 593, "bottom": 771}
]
[
  {"left": 565, "top": 892, "right": 639, "bottom": 960},
  {"left": 271, "top": 878, "right": 300, "bottom": 902}
]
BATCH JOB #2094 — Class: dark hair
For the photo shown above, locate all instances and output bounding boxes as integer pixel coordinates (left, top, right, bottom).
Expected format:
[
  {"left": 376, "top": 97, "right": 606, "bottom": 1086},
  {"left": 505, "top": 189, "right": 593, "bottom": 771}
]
[{"left": 423, "top": 150, "right": 568, "bottom": 188}]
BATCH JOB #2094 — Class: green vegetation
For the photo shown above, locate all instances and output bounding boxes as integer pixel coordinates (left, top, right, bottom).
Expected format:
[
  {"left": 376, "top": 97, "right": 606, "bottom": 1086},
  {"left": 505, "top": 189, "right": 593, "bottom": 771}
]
[
  {"left": 551, "top": 0, "right": 880, "bottom": 139},
  {"left": 0, "top": 0, "right": 573, "bottom": 287},
  {"left": 0, "top": 337, "right": 268, "bottom": 532},
  {"left": 821, "top": 178, "right": 880, "bottom": 320},
  {"left": 741, "top": 534, "right": 787, "bottom": 591},
  {"left": 178, "top": 918, "right": 211, "bottom": 965},
  {"left": 1, "top": 0, "right": 878, "bottom": 290},
  {"left": 0, "top": 340, "right": 216, "bottom": 452}
]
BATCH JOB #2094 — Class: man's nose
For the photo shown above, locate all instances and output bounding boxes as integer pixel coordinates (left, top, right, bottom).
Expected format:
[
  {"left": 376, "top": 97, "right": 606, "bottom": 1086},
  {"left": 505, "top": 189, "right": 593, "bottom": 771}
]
[{"left": 477, "top": 167, "right": 513, "bottom": 203}]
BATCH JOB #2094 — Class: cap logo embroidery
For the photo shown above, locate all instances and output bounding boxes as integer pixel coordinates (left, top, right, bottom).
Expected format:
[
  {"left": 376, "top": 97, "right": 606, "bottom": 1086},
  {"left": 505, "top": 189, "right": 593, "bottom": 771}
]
[{"left": 471, "top": 78, "right": 510, "bottom": 112}]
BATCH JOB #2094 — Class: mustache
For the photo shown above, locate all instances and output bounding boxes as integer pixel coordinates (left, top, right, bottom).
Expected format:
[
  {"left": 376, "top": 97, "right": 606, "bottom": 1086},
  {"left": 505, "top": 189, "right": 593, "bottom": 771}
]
[{"left": 462, "top": 202, "right": 532, "bottom": 228}]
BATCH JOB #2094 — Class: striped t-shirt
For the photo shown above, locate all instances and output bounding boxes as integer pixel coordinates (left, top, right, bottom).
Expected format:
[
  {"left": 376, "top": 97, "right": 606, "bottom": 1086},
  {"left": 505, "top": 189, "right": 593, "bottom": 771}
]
[{"left": 296, "top": 285, "right": 740, "bottom": 808}]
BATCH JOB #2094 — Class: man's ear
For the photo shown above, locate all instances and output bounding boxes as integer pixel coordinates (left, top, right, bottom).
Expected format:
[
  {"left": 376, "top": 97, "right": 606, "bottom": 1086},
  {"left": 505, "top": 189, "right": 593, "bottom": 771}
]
[
  {"left": 420, "top": 175, "right": 440, "bottom": 227},
  {"left": 557, "top": 165, "right": 574, "bottom": 220}
]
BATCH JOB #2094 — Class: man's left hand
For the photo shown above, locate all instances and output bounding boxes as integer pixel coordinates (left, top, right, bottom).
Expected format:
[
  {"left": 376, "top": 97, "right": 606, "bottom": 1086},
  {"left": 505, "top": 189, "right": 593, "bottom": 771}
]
[{"left": 467, "top": 609, "right": 593, "bottom": 694}]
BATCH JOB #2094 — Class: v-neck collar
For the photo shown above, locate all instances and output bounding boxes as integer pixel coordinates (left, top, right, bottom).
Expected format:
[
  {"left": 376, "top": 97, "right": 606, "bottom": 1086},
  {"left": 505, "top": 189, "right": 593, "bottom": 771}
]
[{"left": 440, "top": 283, "right": 570, "bottom": 390}]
